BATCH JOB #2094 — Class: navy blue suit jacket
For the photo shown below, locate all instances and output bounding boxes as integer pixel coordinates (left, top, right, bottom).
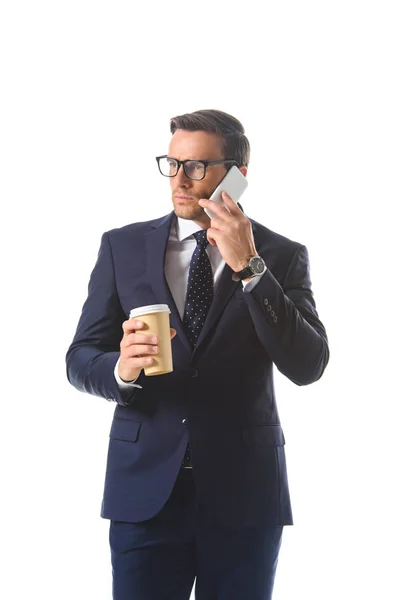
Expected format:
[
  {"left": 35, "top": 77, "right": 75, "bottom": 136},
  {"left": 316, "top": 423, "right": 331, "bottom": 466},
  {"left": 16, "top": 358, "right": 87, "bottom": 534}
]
[{"left": 66, "top": 209, "right": 329, "bottom": 529}]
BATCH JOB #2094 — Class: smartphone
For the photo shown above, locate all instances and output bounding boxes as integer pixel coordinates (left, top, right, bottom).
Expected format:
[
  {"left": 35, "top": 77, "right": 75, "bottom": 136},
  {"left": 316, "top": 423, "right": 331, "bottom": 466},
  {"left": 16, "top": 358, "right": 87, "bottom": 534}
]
[{"left": 203, "top": 165, "right": 248, "bottom": 220}]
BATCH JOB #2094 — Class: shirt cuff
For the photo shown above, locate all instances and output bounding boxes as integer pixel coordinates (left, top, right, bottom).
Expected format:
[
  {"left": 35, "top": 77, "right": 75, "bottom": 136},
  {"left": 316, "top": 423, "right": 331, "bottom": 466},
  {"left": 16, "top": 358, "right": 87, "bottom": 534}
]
[
  {"left": 114, "top": 357, "right": 143, "bottom": 389},
  {"left": 241, "top": 267, "right": 267, "bottom": 292}
]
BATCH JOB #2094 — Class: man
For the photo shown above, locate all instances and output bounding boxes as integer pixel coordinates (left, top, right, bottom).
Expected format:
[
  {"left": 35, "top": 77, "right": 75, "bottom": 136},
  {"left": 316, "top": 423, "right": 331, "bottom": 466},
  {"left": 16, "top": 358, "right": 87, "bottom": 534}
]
[{"left": 66, "top": 109, "right": 329, "bottom": 600}]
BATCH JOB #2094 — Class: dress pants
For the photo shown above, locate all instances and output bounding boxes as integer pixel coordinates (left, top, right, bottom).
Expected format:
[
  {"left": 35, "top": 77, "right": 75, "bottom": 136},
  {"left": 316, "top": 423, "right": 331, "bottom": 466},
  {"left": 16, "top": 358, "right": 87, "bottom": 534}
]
[{"left": 109, "top": 467, "right": 283, "bottom": 600}]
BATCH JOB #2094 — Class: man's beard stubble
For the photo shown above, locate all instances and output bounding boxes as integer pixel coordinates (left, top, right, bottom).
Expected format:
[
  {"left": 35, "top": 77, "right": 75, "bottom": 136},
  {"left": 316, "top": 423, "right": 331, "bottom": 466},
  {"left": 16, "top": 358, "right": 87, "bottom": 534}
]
[{"left": 172, "top": 188, "right": 211, "bottom": 221}]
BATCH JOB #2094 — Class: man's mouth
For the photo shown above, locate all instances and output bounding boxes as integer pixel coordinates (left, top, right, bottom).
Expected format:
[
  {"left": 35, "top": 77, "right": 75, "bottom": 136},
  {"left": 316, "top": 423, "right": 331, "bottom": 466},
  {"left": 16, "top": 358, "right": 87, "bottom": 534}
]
[{"left": 175, "top": 195, "right": 194, "bottom": 202}]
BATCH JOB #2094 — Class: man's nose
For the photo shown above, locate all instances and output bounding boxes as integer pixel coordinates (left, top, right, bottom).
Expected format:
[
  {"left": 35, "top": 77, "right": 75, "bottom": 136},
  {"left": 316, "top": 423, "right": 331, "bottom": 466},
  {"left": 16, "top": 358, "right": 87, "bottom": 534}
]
[{"left": 174, "top": 165, "right": 191, "bottom": 186}]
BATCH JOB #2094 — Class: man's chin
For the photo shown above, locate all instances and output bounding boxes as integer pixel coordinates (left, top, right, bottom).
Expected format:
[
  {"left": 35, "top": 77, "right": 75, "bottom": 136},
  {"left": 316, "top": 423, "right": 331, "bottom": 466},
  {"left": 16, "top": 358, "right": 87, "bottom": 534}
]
[{"left": 173, "top": 201, "right": 203, "bottom": 220}]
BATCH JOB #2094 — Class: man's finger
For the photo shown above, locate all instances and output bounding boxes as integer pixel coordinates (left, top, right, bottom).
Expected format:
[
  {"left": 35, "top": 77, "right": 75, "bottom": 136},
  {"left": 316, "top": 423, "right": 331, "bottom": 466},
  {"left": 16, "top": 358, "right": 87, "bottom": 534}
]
[
  {"left": 199, "top": 198, "right": 231, "bottom": 219},
  {"left": 123, "top": 318, "right": 144, "bottom": 334},
  {"left": 199, "top": 194, "right": 238, "bottom": 217},
  {"left": 221, "top": 191, "right": 241, "bottom": 213}
]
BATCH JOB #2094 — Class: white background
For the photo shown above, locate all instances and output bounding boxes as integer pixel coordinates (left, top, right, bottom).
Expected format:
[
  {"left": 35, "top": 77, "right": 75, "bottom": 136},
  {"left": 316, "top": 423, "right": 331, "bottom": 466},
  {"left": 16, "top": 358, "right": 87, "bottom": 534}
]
[{"left": 1, "top": 1, "right": 399, "bottom": 598}]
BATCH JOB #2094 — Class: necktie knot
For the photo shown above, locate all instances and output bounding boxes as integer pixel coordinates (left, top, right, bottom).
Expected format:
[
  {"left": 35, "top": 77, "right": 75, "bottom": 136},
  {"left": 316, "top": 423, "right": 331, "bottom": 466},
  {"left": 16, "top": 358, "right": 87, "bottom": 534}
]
[{"left": 193, "top": 229, "right": 209, "bottom": 249}]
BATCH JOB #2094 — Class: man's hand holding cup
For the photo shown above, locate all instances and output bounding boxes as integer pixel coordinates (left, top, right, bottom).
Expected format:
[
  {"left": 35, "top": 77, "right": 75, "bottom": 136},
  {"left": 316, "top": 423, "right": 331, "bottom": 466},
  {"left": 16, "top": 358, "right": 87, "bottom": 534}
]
[{"left": 119, "top": 316, "right": 176, "bottom": 382}]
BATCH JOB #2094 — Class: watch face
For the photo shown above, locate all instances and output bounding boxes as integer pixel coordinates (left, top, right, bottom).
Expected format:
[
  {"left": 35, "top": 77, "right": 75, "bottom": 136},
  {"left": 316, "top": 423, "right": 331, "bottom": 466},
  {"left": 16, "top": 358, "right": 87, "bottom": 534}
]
[{"left": 250, "top": 256, "right": 265, "bottom": 274}]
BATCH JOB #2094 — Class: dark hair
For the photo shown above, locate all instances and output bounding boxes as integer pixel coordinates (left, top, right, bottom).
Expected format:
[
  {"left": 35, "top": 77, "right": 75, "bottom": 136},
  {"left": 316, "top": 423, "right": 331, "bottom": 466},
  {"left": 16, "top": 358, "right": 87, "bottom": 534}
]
[{"left": 170, "top": 109, "right": 250, "bottom": 168}]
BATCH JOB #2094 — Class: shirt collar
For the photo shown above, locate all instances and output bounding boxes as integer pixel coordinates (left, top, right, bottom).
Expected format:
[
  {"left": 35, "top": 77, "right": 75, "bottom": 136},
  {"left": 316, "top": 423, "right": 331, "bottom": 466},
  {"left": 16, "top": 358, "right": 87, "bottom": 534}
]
[{"left": 174, "top": 215, "right": 205, "bottom": 242}]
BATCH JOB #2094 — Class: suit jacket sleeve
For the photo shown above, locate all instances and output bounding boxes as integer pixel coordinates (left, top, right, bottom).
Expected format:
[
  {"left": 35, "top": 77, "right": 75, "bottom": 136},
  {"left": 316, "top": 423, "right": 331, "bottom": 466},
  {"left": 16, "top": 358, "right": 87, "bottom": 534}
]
[
  {"left": 65, "top": 231, "right": 144, "bottom": 406},
  {"left": 243, "top": 244, "right": 329, "bottom": 385}
]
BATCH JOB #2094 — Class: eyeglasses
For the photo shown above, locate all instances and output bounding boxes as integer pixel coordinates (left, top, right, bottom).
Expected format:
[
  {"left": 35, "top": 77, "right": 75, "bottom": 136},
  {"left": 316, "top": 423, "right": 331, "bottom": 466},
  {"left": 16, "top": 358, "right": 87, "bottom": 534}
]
[{"left": 156, "top": 155, "right": 239, "bottom": 181}]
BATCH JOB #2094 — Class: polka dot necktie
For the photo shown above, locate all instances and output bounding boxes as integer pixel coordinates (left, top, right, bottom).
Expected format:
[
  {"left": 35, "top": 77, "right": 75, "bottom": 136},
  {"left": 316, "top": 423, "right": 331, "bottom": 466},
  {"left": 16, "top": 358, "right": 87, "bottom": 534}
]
[
  {"left": 182, "top": 229, "right": 214, "bottom": 348},
  {"left": 181, "top": 229, "right": 213, "bottom": 469}
]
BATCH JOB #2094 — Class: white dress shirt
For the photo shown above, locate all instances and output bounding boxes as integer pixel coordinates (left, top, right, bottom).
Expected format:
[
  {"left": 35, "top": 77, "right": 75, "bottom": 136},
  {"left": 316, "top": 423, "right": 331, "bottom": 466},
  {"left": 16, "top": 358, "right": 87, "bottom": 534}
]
[{"left": 114, "top": 214, "right": 265, "bottom": 388}]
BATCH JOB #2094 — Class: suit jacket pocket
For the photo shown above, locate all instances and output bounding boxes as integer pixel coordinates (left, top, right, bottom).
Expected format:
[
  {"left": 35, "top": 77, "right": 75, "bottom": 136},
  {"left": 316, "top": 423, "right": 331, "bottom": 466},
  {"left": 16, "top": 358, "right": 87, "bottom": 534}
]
[
  {"left": 242, "top": 424, "right": 285, "bottom": 447},
  {"left": 109, "top": 417, "right": 142, "bottom": 443}
]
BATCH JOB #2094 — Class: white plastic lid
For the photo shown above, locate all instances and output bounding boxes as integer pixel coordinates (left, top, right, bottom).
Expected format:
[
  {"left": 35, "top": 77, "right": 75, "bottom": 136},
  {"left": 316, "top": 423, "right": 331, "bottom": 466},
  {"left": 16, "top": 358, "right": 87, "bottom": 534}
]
[{"left": 130, "top": 304, "right": 171, "bottom": 319}]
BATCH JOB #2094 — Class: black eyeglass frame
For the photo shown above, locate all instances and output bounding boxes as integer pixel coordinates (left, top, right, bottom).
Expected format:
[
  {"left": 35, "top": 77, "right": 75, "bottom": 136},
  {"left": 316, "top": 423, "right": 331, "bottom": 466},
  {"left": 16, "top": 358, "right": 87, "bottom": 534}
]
[{"left": 155, "top": 155, "right": 239, "bottom": 181}]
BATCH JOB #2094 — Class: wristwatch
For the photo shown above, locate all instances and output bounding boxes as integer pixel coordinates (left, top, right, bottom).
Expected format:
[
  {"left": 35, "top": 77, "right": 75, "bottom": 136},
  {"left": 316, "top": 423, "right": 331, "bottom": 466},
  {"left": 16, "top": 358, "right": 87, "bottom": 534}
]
[{"left": 232, "top": 256, "right": 267, "bottom": 282}]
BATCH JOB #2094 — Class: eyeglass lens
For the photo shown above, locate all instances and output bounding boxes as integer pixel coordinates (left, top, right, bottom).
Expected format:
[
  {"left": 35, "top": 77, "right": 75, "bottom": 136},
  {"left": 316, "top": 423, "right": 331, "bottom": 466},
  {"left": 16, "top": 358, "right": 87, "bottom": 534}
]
[{"left": 159, "top": 157, "right": 205, "bottom": 180}]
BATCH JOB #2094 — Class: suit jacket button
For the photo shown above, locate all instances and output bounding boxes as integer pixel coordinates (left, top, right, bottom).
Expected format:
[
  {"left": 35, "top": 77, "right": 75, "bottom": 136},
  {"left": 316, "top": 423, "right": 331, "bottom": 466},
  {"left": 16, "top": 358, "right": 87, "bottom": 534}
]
[
  {"left": 264, "top": 298, "right": 269, "bottom": 305},
  {"left": 271, "top": 310, "right": 275, "bottom": 317},
  {"left": 266, "top": 305, "right": 272, "bottom": 312},
  {"left": 182, "top": 418, "right": 188, "bottom": 425},
  {"left": 273, "top": 316, "right": 278, "bottom": 323}
]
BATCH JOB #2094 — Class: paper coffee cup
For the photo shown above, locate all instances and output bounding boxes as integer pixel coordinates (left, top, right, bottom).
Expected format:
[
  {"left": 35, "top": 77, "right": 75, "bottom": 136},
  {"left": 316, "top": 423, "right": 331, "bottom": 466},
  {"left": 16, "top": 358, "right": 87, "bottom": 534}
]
[{"left": 129, "top": 304, "right": 173, "bottom": 376}]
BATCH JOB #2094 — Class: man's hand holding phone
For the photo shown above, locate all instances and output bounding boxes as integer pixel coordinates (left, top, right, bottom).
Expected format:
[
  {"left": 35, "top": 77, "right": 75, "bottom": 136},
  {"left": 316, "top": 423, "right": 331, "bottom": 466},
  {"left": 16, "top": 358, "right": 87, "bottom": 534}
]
[{"left": 199, "top": 191, "right": 258, "bottom": 275}]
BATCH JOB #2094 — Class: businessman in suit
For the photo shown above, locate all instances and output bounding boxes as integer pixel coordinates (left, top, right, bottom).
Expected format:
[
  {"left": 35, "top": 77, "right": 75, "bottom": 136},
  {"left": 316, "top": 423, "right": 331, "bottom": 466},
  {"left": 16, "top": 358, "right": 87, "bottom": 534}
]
[{"left": 66, "top": 109, "right": 329, "bottom": 599}]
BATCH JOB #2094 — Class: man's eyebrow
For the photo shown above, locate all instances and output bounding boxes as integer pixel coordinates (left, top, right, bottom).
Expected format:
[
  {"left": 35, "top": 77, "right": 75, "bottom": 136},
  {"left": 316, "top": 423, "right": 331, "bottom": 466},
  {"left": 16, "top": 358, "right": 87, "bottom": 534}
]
[
  {"left": 168, "top": 156, "right": 197, "bottom": 162},
  {"left": 167, "top": 156, "right": 218, "bottom": 162}
]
